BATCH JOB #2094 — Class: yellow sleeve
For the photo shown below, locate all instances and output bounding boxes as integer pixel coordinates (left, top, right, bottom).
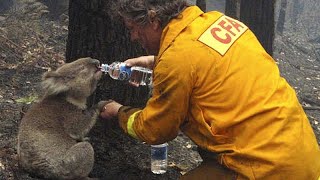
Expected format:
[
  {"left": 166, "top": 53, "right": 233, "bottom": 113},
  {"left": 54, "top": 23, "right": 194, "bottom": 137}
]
[
  {"left": 130, "top": 51, "right": 194, "bottom": 144},
  {"left": 117, "top": 50, "right": 194, "bottom": 144},
  {"left": 117, "top": 106, "right": 141, "bottom": 138}
]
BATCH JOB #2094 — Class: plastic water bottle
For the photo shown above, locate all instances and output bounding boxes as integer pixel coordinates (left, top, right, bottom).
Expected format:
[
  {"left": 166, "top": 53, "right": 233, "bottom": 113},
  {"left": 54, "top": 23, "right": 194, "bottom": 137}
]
[
  {"left": 151, "top": 143, "right": 168, "bottom": 174},
  {"left": 100, "top": 62, "right": 152, "bottom": 86}
]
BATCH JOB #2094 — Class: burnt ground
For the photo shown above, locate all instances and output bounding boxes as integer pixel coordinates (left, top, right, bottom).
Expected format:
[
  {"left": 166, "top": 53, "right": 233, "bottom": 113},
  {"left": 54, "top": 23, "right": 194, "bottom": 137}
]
[{"left": 0, "top": 1, "right": 320, "bottom": 180}]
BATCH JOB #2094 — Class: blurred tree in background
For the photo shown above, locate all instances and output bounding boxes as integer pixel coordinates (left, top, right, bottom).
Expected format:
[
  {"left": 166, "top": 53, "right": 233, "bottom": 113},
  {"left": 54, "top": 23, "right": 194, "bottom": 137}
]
[
  {"left": 239, "top": 0, "right": 275, "bottom": 55},
  {"left": 66, "top": 0, "right": 149, "bottom": 107}
]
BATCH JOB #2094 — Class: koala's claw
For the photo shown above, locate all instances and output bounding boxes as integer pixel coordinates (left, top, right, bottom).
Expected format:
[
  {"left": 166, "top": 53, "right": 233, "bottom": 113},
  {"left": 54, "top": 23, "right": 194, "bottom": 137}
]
[{"left": 82, "top": 137, "right": 90, "bottom": 142}]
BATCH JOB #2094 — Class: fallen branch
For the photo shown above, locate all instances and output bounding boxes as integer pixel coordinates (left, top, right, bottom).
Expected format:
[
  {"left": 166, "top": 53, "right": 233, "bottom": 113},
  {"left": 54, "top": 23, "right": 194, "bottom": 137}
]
[{"left": 302, "top": 106, "right": 320, "bottom": 110}]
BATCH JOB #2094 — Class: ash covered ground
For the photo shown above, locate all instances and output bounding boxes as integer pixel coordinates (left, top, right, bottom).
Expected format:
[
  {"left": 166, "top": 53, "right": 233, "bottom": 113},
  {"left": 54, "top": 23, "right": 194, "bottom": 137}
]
[{"left": 0, "top": 0, "right": 319, "bottom": 179}]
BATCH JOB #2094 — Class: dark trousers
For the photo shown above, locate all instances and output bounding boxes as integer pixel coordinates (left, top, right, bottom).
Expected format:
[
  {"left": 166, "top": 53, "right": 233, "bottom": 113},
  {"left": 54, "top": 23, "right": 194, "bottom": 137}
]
[{"left": 180, "top": 149, "right": 237, "bottom": 180}]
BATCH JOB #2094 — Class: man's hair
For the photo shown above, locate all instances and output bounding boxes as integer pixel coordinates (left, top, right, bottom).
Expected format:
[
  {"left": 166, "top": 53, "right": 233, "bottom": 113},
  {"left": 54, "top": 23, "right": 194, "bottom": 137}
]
[{"left": 114, "top": 0, "right": 189, "bottom": 28}]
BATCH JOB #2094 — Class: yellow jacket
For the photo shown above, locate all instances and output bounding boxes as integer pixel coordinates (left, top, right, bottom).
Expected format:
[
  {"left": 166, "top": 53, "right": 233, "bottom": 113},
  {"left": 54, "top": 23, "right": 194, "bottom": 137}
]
[{"left": 118, "top": 6, "right": 320, "bottom": 180}]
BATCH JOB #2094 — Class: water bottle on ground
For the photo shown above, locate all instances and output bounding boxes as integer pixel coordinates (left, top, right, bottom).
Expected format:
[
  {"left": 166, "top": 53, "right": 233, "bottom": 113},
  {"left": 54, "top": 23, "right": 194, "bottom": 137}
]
[
  {"left": 100, "top": 62, "right": 152, "bottom": 86},
  {"left": 151, "top": 143, "right": 168, "bottom": 174}
]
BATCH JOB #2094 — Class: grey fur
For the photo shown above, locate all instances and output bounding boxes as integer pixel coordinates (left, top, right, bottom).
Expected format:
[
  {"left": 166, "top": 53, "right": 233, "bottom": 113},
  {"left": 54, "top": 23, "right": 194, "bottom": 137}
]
[{"left": 17, "top": 57, "right": 108, "bottom": 180}]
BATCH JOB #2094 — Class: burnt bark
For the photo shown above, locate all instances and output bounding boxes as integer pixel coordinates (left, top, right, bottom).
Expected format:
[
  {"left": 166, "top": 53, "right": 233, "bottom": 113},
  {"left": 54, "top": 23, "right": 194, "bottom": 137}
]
[
  {"left": 276, "top": 0, "right": 287, "bottom": 35},
  {"left": 0, "top": 0, "right": 13, "bottom": 13},
  {"left": 240, "top": 0, "right": 275, "bottom": 56},
  {"left": 66, "top": 0, "right": 149, "bottom": 107},
  {"left": 196, "top": 0, "right": 206, "bottom": 12},
  {"left": 225, "top": 0, "right": 240, "bottom": 19},
  {"left": 291, "top": 0, "right": 304, "bottom": 31},
  {"left": 39, "top": 0, "right": 69, "bottom": 19}
]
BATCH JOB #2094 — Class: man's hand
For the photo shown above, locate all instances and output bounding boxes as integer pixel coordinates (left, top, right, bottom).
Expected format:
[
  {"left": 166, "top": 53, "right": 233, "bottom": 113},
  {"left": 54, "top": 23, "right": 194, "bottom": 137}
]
[
  {"left": 124, "top": 55, "right": 155, "bottom": 70},
  {"left": 100, "top": 100, "right": 123, "bottom": 119}
]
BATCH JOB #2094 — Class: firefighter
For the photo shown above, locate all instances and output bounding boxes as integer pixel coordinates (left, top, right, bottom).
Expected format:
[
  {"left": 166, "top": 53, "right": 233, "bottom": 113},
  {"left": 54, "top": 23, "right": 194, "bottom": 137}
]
[{"left": 100, "top": 0, "right": 320, "bottom": 179}]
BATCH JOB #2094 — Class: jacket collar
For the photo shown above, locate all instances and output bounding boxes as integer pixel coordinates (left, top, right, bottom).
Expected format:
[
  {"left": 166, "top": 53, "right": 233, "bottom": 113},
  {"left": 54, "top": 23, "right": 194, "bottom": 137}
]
[{"left": 157, "top": 6, "right": 204, "bottom": 59}]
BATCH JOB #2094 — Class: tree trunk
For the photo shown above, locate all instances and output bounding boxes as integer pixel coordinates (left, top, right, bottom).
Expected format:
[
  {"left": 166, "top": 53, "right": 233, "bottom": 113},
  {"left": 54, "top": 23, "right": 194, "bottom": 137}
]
[
  {"left": 276, "top": 0, "right": 287, "bottom": 35},
  {"left": 66, "top": 0, "right": 149, "bottom": 107},
  {"left": 0, "top": 0, "right": 13, "bottom": 13},
  {"left": 291, "top": 0, "right": 304, "bottom": 31},
  {"left": 196, "top": 0, "right": 206, "bottom": 12},
  {"left": 225, "top": 0, "right": 240, "bottom": 19},
  {"left": 240, "top": 0, "right": 275, "bottom": 56},
  {"left": 39, "top": 0, "right": 69, "bottom": 19}
]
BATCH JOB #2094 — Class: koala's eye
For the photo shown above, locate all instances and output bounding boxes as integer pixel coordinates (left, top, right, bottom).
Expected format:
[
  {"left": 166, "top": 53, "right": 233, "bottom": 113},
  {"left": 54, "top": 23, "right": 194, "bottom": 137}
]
[{"left": 94, "top": 64, "right": 101, "bottom": 71}]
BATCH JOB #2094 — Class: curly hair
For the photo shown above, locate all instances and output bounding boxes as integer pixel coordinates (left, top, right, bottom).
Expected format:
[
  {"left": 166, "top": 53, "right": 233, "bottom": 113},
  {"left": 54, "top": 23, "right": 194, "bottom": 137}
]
[{"left": 114, "top": 0, "right": 189, "bottom": 28}]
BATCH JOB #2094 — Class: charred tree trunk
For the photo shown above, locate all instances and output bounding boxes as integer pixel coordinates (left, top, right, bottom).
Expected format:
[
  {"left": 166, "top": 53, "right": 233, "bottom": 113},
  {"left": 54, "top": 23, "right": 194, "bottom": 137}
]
[
  {"left": 196, "top": 0, "right": 206, "bottom": 12},
  {"left": 276, "top": 0, "right": 287, "bottom": 35},
  {"left": 0, "top": 0, "right": 13, "bottom": 13},
  {"left": 66, "top": 0, "right": 148, "bottom": 107},
  {"left": 39, "top": 0, "right": 69, "bottom": 19},
  {"left": 291, "top": 0, "right": 304, "bottom": 31},
  {"left": 225, "top": 0, "right": 240, "bottom": 19},
  {"left": 240, "top": 0, "right": 275, "bottom": 56}
]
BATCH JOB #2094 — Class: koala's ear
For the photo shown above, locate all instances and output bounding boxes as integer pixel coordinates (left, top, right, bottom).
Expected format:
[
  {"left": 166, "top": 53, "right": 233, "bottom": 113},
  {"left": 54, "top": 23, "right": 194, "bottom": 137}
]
[{"left": 41, "top": 71, "right": 70, "bottom": 96}]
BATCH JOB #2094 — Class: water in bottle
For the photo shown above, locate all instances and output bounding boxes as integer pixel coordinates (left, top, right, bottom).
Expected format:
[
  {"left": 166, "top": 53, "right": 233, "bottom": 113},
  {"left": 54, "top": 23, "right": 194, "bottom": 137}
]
[
  {"left": 100, "top": 62, "right": 152, "bottom": 86},
  {"left": 130, "top": 66, "right": 152, "bottom": 86},
  {"left": 151, "top": 143, "right": 168, "bottom": 174}
]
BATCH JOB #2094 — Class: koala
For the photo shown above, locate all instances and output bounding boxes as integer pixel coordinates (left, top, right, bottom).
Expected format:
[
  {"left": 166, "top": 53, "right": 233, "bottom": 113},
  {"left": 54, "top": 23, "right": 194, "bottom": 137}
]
[{"left": 17, "top": 57, "right": 108, "bottom": 180}]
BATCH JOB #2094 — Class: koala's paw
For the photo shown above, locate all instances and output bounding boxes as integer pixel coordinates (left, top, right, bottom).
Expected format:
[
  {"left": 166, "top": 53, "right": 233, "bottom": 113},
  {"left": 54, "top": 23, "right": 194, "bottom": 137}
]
[
  {"left": 82, "top": 137, "right": 90, "bottom": 142},
  {"left": 97, "top": 100, "right": 113, "bottom": 112}
]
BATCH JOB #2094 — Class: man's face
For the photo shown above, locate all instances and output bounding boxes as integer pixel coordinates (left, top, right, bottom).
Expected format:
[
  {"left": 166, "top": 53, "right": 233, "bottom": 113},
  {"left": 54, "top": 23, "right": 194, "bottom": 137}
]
[{"left": 124, "top": 19, "right": 162, "bottom": 55}]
